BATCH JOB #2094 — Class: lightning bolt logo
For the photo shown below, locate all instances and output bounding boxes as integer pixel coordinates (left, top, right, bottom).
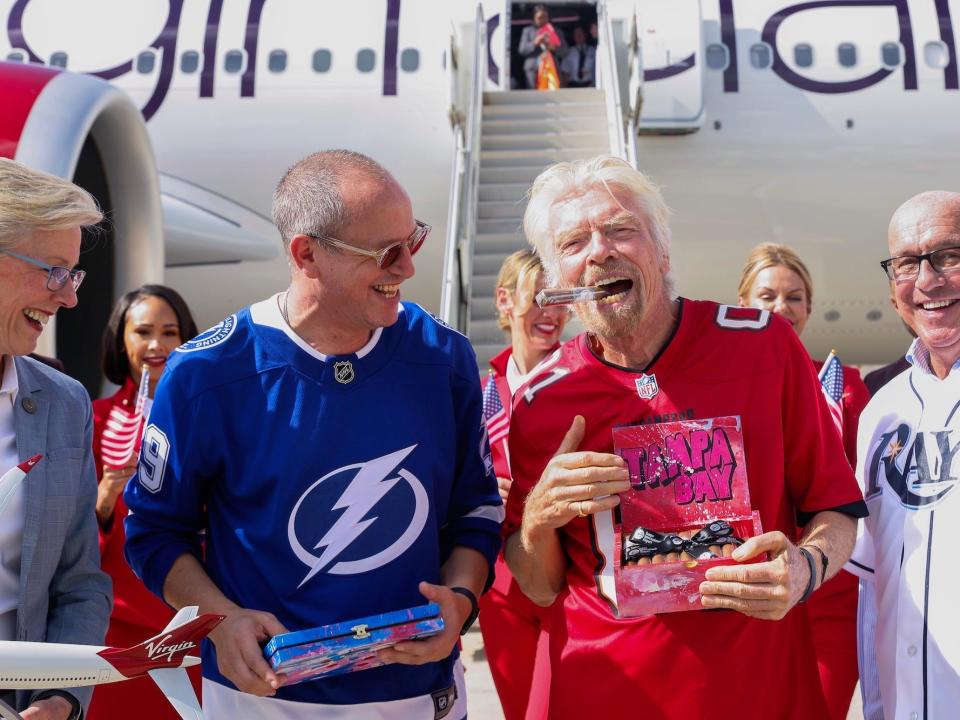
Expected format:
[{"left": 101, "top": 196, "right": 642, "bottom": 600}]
[{"left": 287, "top": 445, "right": 429, "bottom": 587}]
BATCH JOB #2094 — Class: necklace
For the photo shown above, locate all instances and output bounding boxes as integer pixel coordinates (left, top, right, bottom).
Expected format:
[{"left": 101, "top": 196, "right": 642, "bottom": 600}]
[{"left": 280, "top": 291, "right": 291, "bottom": 327}]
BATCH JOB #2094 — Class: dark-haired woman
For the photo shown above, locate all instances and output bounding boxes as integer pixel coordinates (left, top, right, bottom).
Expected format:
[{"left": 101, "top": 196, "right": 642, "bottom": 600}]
[{"left": 87, "top": 285, "right": 198, "bottom": 720}]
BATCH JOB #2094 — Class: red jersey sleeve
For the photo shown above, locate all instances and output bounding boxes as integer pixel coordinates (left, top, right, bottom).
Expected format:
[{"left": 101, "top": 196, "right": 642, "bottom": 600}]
[{"left": 781, "top": 331, "right": 864, "bottom": 516}]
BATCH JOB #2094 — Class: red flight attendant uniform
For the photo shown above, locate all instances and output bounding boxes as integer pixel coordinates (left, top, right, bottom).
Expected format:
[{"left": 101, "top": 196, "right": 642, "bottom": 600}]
[
  {"left": 479, "top": 348, "right": 553, "bottom": 720},
  {"left": 86, "top": 379, "right": 202, "bottom": 719},
  {"left": 808, "top": 360, "right": 870, "bottom": 720}
]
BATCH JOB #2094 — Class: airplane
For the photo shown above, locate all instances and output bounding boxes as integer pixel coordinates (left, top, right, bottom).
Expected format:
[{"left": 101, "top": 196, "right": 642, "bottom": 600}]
[
  {"left": 0, "top": 455, "right": 41, "bottom": 516},
  {"left": 0, "top": 606, "right": 224, "bottom": 720},
  {"left": 1, "top": 0, "right": 958, "bottom": 390}
]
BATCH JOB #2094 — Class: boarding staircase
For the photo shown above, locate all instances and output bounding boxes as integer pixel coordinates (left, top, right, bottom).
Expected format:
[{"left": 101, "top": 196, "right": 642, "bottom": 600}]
[
  {"left": 468, "top": 89, "right": 610, "bottom": 367},
  {"left": 442, "top": 4, "right": 644, "bottom": 369}
]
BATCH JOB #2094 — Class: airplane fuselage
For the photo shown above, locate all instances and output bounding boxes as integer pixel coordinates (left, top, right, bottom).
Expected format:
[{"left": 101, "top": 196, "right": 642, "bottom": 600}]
[{"left": 0, "top": 641, "right": 199, "bottom": 689}]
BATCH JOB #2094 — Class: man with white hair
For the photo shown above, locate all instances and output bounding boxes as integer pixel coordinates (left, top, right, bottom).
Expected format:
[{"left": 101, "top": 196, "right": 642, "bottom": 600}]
[
  {"left": 503, "top": 156, "right": 865, "bottom": 718},
  {"left": 848, "top": 191, "right": 960, "bottom": 720}
]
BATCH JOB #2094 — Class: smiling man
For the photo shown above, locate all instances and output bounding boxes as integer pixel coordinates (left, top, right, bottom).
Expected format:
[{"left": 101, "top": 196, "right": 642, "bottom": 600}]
[
  {"left": 123, "top": 150, "right": 503, "bottom": 719},
  {"left": 502, "top": 156, "right": 866, "bottom": 718},
  {"left": 847, "top": 191, "right": 960, "bottom": 720}
]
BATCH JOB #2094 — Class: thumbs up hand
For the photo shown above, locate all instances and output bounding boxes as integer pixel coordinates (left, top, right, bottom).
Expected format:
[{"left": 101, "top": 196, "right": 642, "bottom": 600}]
[{"left": 520, "top": 416, "right": 631, "bottom": 535}]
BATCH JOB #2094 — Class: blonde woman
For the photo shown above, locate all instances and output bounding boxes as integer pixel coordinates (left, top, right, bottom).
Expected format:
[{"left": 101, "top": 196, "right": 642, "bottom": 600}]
[
  {"left": 738, "top": 242, "right": 869, "bottom": 720},
  {"left": 0, "top": 158, "right": 110, "bottom": 719},
  {"left": 480, "top": 250, "right": 567, "bottom": 720}
]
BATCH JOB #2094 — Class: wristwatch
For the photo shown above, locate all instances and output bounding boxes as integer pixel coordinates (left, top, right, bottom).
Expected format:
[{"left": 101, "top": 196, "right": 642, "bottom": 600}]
[{"left": 450, "top": 586, "right": 480, "bottom": 635}]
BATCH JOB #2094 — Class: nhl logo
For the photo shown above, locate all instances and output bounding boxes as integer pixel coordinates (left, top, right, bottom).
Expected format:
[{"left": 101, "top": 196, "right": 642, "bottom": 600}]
[
  {"left": 635, "top": 373, "right": 659, "bottom": 400},
  {"left": 333, "top": 361, "right": 355, "bottom": 384}
]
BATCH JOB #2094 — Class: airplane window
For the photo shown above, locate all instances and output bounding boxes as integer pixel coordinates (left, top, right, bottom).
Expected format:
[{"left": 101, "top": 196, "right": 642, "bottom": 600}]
[
  {"left": 137, "top": 51, "right": 156, "bottom": 74},
  {"left": 6, "top": 50, "right": 25, "bottom": 63},
  {"left": 881, "top": 42, "right": 901, "bottom": 67},
  {"left": 838, "top": 43, "right": 857, "bottom": 67},
  {"left": 705, "top": 43, "right": 728, "bottom": 70},
  {"left": 181, "top": 51, "right": 200, "bottom": 74},
  {"left": 269, "top": 49, "right": 287, "bottom": 73},
  {"left": 224, "top": 50, "right": 244, "bottom": 74},
  {"left": 356, "top": 48, "right": 376, "bottom": 73},
  {"left": 749, "top": 43, "right": 771, "bottom": 69},
  {"left": 924, "top": 41, "right": 949, "bottom": 69},
  {"left": 794, "top": 44, "right": 813, "bottom": 68},
  {"left": 49, "top": 52, "right": 68, "bottom": 68},
  {"left": 400, "top": 48, "right": 419, "bottom": 72},
  {"left": 312, "top": 49, "right": 332, "bottom": 72}
]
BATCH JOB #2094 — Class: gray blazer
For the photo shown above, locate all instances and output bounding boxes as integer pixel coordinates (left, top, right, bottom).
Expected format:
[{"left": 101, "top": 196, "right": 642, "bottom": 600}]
[{"left": 11, "top": 356, "right": 112, "bottom": 714}]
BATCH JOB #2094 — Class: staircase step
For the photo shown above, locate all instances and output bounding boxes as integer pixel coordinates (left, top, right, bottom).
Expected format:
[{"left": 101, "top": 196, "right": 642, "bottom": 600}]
[
  {"left": 478, "top": 183, "right": 531, "bottom": 202},
  {"left": 476, "top": 218, "right": 524, "bottom": 235},
  {"left": 472, "top": 252, "right": 511, "bottom": 276},
  {"left": 478, "top": 165, "right": 549, "bottom": 184},
  {"left": 468, "top": 317, "right": 506, "bottom": 345},
  {"left": 476, "top": 199, "right": 528, "bottom": 220},
  {"left": 482, "top": 115, "right": 607, "bottom": 135},
  {"left": 470, "top": 295, "right": 496, "bottom": 320},
  {"left": 472, "top": 273, "right": 499, "bottom": 297},
  {"left": 480, "top": 148, "right": 609, "bottom": 167},
  {"left": 481, "top": 131, "right": 610, "bottom": 152},
  {"left": 483, "top": 102, "right": 606, "bottom": 121},
  {"left": 483, "top": 88, "right": 604, "bottom": 105},
  {"left": 473, "top": 232, "right": 528, "bottom": 253}
]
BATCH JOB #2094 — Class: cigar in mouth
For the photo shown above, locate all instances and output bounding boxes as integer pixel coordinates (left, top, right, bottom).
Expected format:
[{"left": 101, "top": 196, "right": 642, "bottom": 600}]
[{"left": 535, "top": 279, "right": 633, "bottom": 307}]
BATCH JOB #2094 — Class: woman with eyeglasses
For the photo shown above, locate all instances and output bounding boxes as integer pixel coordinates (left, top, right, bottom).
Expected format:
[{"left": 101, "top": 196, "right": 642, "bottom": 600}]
[
  {"left": 86, "top": 285, "right": 198, "bottom": 720},
  {"left": 0, "top": 158, "right": 111, "bottom": 720},
  {"left": 737, "top": 242, "right": 869, "bottom": 720},
  {"left": 479, "top": 250, "right": 568, "bottom": 720}
]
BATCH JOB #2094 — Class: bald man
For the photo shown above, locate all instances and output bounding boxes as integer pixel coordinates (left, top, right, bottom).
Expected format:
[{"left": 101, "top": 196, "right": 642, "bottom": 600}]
[{"left": 847, "top": 191, "right": 960, "bottom": 720}]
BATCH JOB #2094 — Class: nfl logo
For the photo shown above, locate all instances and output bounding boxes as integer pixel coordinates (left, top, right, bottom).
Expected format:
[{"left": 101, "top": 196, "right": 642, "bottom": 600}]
[
  {"left": 333, "top": 361, "right": 355, "bottom": 384},
  {"left": 635, "top": 373, "right": 659, "bottom": 400}
]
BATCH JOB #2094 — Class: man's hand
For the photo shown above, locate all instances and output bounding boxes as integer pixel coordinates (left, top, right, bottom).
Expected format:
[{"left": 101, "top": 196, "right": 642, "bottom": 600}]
[
  {"left": 698, "top": 531, "right": 813, "bottom": 620},
  {"left": 20, "top": 695, "right": 73, "bottom": 720},
  {"left": 496, "top": 475, "right": 512, "bottom": 502},
  {"left": 521, "top": 416, "right": 630, "bottom": 540},
  {"left": 378, "top": 581, "right": 470, "bottom": 666},
  {"left": 208, "top": 608, "right": 288, "bottom": 695},
  {"left": 96, "top": 464, "right": 137, "bottom": 526}
]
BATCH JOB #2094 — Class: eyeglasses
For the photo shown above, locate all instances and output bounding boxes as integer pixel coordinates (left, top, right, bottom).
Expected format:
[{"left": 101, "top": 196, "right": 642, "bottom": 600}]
[
  {"left": 308, "top": 220, "right": 430, "bottom": 269},
  {"left": 0, "top": 248, "right": 85, "bottom": 291},
  {"left": 880, "top": 245, "right": 960, "bottom": 282}
]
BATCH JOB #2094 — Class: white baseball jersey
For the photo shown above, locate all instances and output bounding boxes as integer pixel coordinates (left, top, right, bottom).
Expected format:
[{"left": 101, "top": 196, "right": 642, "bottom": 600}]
[{"left": 847, "top": 344, "right": 960, "bottom": 720}]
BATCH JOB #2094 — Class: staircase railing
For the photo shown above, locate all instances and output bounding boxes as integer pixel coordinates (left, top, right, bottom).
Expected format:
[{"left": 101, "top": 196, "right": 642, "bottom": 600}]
[
  {"left": 440, "top": 4, "right": 486, "bottom": 331},
  {"left": 596, "top": 2, "right": 643, "bottom": 169},
  {"left": 596, "top": 1, "right": 627, "bottom": 163}
]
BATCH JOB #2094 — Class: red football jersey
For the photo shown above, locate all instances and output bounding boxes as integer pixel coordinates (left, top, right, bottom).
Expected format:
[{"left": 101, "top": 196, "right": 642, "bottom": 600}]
[{"left": 505, "top": 299, "right": 864, "bottom": 719}]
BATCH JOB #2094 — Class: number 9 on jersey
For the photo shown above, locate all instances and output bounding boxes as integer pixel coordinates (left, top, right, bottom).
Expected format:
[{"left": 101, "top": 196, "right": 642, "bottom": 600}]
[{"left": 138, "top": 424, "right": 170, "bottom": 493}]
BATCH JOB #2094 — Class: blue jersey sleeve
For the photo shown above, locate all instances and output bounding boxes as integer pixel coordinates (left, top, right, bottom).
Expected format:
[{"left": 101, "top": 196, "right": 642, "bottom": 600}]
[
  {"left": 441, "top": 342, "right": 504, "bottom": 590},
  {"left": 123, "top": 365, "right": 211, "bottom": 600}
]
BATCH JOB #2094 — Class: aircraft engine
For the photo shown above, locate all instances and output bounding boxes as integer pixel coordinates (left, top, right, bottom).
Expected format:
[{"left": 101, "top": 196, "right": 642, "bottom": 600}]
[{"left": 0, "top": 60, "right": 162, "bottom": 397}]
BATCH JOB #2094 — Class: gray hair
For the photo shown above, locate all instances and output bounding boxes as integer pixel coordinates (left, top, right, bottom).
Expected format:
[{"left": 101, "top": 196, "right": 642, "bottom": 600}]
[
  {"left": 271, "top": 149, "right": 395, "bottom": 251},
  {"left": 0, "top": 158, "right": 102, "bottom": 250},
  {"left": 523, "top": 156, "right": 673, "bottom": 285}
]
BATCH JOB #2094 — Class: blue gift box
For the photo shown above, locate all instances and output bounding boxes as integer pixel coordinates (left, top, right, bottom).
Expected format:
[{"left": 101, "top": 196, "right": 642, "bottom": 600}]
[{"left": 263, "top": 602, "right": 444, "bottom": 685}]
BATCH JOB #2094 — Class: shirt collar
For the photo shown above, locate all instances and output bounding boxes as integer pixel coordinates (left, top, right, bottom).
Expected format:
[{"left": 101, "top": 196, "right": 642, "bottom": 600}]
[
  {"left": 0, "top": 355, "right": 18, "bottom": 403},
  {"left": 905, "top": 338, "right": 960, "bottom": 376}
]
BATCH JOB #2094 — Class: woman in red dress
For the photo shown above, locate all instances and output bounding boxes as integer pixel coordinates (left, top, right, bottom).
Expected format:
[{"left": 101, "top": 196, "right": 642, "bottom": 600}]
[
  {"left": 738, "top": 244, "right": 869, "bottom": 720},
  {"left": 479, "top": 250, "right": 569, "bottom": 720},
  {"left": 87, "top": 285, "right": 198, "bottom": 719}
]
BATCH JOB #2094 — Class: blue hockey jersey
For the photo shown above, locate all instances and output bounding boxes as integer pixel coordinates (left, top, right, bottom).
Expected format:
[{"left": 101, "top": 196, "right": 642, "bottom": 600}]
[{"left": 124, "top": 296, "right": 503, "bottom": 706}]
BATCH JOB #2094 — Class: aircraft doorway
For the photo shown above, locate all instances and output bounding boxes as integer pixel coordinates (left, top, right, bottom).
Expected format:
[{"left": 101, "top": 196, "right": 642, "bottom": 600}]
[{"left": 508, "top": 2, "right": 598, "bottom": 90}]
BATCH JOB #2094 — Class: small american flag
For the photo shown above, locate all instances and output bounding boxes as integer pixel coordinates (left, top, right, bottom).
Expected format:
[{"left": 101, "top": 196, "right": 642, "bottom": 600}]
[
  {"left": 482, "top": 373, "right": 510, "bottom": 446},
  {"left": 102, "top": 367, "right": 150, "bottom": 469},
  {"left": 818, "top": 350, "right": 845, "bottom": 438}
]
